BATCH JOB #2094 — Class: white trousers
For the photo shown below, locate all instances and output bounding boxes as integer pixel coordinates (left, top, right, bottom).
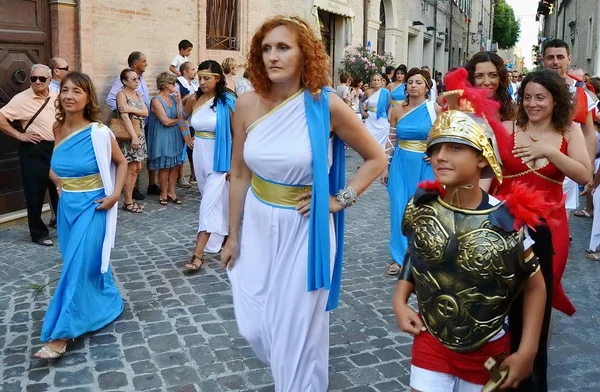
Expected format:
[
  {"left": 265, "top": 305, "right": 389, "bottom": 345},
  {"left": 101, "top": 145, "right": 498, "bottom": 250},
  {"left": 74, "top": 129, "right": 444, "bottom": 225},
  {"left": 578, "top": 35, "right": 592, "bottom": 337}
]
[{"left": 410, "top": 365, "right": 484, "bottom": 392}]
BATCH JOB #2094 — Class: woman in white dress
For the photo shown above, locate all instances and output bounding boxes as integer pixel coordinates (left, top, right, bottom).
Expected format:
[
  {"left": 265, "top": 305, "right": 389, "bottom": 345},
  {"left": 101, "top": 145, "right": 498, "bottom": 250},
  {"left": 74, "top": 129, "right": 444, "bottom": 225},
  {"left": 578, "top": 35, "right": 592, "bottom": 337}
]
[
  {"left": 362, "top": 73, "right": 392, "bottom": 149},
  {"left": 220, "top": 16, "right": 386, "bottom": 391},
  {"left": 182, "top": 60, "right": 236, "bottom": 271}
]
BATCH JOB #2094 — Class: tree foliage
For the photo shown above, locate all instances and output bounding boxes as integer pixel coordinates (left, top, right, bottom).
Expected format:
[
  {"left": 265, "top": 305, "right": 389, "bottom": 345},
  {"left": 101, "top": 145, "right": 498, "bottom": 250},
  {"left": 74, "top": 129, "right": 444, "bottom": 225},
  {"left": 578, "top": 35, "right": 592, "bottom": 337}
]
[{"left": 493, "top": 0, "right": 520, "bottom": 49}]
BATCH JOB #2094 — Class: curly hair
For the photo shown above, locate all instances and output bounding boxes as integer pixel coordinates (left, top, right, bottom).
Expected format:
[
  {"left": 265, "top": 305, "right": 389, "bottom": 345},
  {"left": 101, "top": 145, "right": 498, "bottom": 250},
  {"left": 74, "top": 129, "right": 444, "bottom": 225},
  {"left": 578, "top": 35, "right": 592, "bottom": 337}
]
[
  {"left": 196, "top": 60, "right": 234, "bottom": 110},
  {"left": 465, "top": 51, "right": 516, "bottom": 121},
  {"left": 516, "top": 69, "right": 573, "bottom": 134},
  {"left": 247, "top": 15, "right": 330, "bottom": 96},
  {"left": 402, "top": 67, "right": 432, "bottom": 106},
  {"left": 55, "top": 71, "right": 101, "bottom": 128}
]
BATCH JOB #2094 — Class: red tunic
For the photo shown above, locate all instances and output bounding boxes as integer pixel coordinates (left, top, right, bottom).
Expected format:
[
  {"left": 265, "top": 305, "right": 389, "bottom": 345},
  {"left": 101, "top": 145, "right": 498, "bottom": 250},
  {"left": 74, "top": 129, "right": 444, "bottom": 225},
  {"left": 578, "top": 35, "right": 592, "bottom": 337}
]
[{"left": 491, "top": 132, "right": 575, "bottom": 316}]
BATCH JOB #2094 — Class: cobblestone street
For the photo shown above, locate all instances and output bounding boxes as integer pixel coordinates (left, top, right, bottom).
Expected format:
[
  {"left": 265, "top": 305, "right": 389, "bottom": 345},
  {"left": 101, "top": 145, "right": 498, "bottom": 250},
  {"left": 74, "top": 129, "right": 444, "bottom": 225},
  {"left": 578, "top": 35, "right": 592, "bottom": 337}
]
[{"left": 1, "top": 151, "right": 599, "bottom": 392}]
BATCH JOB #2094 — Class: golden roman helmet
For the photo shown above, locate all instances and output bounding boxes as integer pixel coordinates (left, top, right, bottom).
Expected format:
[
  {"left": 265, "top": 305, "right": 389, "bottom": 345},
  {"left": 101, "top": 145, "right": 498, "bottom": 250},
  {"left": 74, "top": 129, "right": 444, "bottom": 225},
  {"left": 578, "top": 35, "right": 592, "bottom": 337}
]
[{"left": 426, "top": 106, "right": 503, "bottom": 183}]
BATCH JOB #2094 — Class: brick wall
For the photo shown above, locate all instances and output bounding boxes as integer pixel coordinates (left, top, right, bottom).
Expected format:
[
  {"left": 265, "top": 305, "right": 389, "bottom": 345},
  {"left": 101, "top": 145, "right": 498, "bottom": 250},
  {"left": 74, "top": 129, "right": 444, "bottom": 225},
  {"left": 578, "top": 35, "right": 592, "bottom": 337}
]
[{"left": 78, "top": 0, "right": 366, "bottom": 104}]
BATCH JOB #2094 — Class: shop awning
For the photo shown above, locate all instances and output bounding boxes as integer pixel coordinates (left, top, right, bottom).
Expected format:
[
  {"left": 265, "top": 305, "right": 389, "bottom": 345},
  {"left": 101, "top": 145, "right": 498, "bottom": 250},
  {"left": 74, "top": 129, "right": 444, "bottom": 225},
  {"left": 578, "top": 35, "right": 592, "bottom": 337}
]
[{"left": 310, "top": 0, "right": 355, "bottom": 40}]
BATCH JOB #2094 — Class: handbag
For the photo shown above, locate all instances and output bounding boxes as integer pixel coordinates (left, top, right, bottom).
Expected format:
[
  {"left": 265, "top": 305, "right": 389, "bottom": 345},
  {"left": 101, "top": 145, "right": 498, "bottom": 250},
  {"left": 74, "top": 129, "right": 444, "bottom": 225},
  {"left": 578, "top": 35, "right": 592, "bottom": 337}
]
[{"left": 109, "top": 115, "right": 141, "bottom": 142}]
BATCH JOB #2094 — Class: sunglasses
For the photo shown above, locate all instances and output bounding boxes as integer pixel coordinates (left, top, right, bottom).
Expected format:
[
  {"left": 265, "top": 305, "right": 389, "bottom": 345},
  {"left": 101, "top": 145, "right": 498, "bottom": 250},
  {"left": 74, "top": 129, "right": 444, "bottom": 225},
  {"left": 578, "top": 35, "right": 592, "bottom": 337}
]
[
  {"left": 30, "top": 76, "right": 48, "bottom": 83},
  {"left": 57, "top": 66, "right": 69, "bottom": 71}
]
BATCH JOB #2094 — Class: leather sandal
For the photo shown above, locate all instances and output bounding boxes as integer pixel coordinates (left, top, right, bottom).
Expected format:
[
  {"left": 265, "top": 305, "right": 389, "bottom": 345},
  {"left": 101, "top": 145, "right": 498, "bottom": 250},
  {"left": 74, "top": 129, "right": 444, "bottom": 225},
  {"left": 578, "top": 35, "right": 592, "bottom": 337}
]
[
  {"left": 37, "top": 237, "right": 54, "bottom": 247},
  {"left": 387, "top": 263, "right": 402, "bottom": 276},
  {"left": 33, "top": 343, "right": 68, "bottom": 359},
  {"left": 122, "top": 202, "right": 143, "bottom": 213},
  {"left": 184, "top": 255, "right": 204, "bottom": 271}
]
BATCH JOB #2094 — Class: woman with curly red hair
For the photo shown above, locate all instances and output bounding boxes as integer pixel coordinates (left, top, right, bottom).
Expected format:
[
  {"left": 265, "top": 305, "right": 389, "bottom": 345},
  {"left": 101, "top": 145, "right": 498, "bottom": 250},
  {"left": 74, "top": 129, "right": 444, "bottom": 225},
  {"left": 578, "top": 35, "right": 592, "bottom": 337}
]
[{"left": 220, "top": 15, "right": 386, "bottom": 390}]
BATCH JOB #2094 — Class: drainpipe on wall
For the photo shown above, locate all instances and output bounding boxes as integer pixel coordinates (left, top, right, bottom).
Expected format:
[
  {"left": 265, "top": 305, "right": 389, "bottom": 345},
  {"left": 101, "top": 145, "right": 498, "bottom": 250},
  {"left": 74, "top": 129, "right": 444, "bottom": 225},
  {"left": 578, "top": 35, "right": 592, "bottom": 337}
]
[
  {"left": 448, "top": 0, "right": 453, "bottom": 69},
  {"left": 489, "top": 0, "right": 494, "bottom": 45},
  {"left": 363, "top": 0, "right": 369, "bottom": 47},
  {"left": 432, "top": 0, "right": 438, "bottom": 73}
]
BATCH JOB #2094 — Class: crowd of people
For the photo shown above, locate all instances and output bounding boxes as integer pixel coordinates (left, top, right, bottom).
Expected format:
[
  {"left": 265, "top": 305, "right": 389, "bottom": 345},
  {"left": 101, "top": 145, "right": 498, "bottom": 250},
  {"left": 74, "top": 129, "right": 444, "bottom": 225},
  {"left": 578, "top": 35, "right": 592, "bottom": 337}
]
[{"left": 1, "top": 11, "right": 600, "bottom": 391}]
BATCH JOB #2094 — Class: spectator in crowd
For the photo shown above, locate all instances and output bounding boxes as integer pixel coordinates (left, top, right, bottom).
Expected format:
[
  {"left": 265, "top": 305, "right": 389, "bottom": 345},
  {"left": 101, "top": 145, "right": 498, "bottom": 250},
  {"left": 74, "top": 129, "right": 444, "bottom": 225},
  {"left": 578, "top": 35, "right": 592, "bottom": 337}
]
[
  {"left": 335, "top": 72, "right": 351, "bottom": 105},
  {"left": 35, "top": 71, "right": 127, "bottom": 359},
  {"left": 235, "top": 69, "right": 254, "bottom": 96},
  {"left": 169, "top": 39, "right": 193, "bottom": 77},
  {"left": 349, "top": 77, "right": 364, "bottom": 116},
  {"left": 0, "top": 64, "right": 59, "bottom": 246},
  {"left": 420, "top": 65, "right": 437, "bottom": 101},
  {"left": 48, "top": 57, "right": 69, "bottom": 93},
  {"left": 509, "top": 70, "right": 519, "bottom": 100},
  {"left": 175, "top": 61, "right": 199, "bottom": 99},
  {"left": 384, "top": 65, "right": 395, "bottom": 85},
  {"left": 175, "top": 61, "right": 199, "bottom": 188},
  {"left": 434, "top": 71, "right": 444, "bottom": 94},
  {"left": 106, "top": 51, "right": 153, "bottom": 199},
  {"left": 584, "top": 73, "right": 591, "bottom": 83},
  {"left": 146, "top": 72, "right": 191, "bottom": 205},
  {"left": 116, "top": 69, "right": 149, "bottom": 213},
  {"left": 465, "top": 51, "right": 516, "bottom": 121},
  {"left": 222, "top": 57, "right": 237, "bottom": 91}
]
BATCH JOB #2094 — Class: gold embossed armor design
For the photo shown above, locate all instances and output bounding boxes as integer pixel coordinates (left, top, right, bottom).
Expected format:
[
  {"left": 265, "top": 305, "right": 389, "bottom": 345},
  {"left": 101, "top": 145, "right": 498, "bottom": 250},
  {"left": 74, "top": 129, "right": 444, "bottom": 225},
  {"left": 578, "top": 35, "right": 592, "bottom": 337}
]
[{"left": 403, "top": 197, "right": 533, "bottom": 352}]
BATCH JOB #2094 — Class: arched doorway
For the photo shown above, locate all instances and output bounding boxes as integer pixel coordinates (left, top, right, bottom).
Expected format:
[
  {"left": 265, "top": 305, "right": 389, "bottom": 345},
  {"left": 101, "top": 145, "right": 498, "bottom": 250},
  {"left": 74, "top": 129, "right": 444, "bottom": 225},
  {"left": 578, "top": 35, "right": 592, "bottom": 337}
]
[{"left": 377, "top": 1, "right": 386, "bottom": 55}]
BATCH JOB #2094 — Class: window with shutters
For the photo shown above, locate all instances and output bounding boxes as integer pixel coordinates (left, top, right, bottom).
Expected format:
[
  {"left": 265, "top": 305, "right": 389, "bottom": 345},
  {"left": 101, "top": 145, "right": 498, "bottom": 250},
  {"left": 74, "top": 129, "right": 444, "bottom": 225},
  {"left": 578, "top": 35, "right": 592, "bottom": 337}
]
[{"left": 206, "top": 0, "right": 239, "bottom": 50}]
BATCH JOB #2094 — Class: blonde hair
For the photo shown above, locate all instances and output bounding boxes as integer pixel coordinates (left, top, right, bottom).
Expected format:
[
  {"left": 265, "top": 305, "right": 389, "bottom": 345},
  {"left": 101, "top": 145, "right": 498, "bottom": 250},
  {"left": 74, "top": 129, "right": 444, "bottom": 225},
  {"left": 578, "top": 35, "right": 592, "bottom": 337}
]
[
  {"left": 156, "top": 72, "right": 177, "bottom": 91},
  {"left": 222, "top": 57, "right": 236, "bottom": 74}
]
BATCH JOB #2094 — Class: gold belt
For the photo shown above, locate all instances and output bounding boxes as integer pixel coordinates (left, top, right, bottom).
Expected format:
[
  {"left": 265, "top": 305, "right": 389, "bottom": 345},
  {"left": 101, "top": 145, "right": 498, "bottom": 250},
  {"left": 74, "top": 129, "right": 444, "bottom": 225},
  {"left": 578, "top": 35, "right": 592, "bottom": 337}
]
[
  {"left": 60, "top": 173, "right": 103, "bottom": 192},
  {"left": 398, "top": 140, "right": 428, "bottom": 153},
  {"left": 195, "top": 131, "right": 215, "bottom": 139},
  {"left": 368, "top": 106, "right": 377, "bottom": 112},
  {"left": 251, "top": 174, "right": 312, "bottom": 209},
  {"left": 392, "top": 100, "right": 402, "bottom": 106}
]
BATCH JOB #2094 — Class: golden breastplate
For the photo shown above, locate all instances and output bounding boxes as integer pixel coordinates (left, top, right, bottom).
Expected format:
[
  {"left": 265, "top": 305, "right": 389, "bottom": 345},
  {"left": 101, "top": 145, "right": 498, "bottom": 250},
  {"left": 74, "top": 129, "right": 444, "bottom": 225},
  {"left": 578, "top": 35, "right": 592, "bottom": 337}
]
[{"left": 402, "top": 197, "right": 537, "bottom": 352}]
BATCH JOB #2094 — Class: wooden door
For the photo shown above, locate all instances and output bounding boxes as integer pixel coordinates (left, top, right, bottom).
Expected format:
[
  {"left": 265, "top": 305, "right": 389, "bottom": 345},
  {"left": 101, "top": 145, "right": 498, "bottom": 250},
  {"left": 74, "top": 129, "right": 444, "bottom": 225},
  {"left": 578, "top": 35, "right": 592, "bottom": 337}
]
[{"left": 0, "top": 0, "right": 51, "bottom": 215}]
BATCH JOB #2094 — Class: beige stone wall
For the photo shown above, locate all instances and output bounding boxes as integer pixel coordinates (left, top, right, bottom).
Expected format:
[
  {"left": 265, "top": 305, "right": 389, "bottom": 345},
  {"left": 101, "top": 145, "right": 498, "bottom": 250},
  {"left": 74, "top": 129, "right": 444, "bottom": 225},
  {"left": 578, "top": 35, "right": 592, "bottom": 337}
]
[{"left": 77, "top": 0, "right": 365, "bottom": 102}]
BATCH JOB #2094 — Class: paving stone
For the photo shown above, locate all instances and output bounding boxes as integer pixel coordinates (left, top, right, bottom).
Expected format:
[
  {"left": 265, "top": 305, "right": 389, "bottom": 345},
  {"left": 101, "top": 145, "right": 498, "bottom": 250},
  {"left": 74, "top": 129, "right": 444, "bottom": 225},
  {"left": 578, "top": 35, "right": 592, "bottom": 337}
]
[
  {"left": 97, "top": 371, "right": 128, "bottom": 390},
  {"left": 0, "top": 152, "right": 597, "bottom": 391},
  {"left": 161, "top": 366, "right": 201, "bottom": 386},
  {"left": 54, "top": 369, "right": 94, "bottom": 387}
]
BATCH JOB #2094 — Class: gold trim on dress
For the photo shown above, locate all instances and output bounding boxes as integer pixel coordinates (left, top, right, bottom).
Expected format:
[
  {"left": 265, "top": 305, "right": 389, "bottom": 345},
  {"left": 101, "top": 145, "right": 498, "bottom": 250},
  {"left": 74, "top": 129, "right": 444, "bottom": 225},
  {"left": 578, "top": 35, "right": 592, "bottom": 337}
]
[
  {"left": 54, "top": 123, "right": 93, "bottom": 150},
  {"left": 246, "top": 89, "right": 304, "bottom": 134},
  {"left": 195, "top": 131, "right": 215, "bottom": 139},
  {"left": 192, "top": 97, "right": 214, "bottom": 115},
  {"left": 398, "top": 140, "right": 428, "bottom": 152},
  {"left": 60, "top": 173, "right": 103, "bottom": 192},
  {"left": 367, "top": 106, "right": 378, "bottom": 112},
  {"left": 251, "top": 173, "right": 311, "bottom": 209},
  {"left": 397, "top": 100, "right": 427, "bottom": 121}
]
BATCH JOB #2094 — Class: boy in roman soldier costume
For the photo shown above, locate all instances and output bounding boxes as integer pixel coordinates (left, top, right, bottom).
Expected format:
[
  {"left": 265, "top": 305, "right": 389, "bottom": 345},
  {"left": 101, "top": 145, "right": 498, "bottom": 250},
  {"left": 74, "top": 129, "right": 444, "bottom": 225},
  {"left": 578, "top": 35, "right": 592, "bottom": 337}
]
[{"left": 392, "top": 82, "right": 549, "bottom": 392}]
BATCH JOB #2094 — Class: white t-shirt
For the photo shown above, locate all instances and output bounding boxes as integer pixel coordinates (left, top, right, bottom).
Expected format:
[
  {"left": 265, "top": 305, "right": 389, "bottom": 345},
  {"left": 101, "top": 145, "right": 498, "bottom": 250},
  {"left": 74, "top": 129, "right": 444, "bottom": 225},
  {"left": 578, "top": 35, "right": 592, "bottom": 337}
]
[{"left": 171, "top": 54, "right": 188, "bottom": 72}]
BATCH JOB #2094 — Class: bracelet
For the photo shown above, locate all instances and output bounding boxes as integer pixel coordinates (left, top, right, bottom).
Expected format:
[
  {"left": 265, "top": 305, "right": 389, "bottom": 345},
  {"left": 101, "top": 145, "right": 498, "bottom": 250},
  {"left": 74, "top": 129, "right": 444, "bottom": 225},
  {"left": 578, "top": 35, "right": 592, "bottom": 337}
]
[
  {"left": 336, "top": 186, "right": 358, "bottom": 208},
  {"left": 181, "top": 130, "right": 190, "bottom": 136}
]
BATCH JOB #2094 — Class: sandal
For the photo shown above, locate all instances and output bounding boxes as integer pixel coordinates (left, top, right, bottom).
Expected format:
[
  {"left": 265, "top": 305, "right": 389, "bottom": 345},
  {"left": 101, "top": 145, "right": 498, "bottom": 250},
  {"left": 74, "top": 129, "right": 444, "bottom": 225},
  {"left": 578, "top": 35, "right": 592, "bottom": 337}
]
[
  {"left": 122, "top": 202, "right": 143, "bottom": 213},
  {"left": 387, "top": 263, "right": 402, "bottom": 276},
  {"left": 167, "top": 196, "right": 182, "bottom": 205},
  {"left": 587, "top": 252, "right": 600, "bottom": 261},
  {"left": 574, "top": 209, "right": 593, "bottom": 218},
  {"left": 159, "top": 198, "right": 168, "bottom": 206},
  {"left": 36, "top": 237, "right": 54, "bottom": 247},
  {"left": 33, "top": 342, "right": 68, "bottom": 359},
  {"left": 184, "top": 255, "right": 204, "bottom": 271}
]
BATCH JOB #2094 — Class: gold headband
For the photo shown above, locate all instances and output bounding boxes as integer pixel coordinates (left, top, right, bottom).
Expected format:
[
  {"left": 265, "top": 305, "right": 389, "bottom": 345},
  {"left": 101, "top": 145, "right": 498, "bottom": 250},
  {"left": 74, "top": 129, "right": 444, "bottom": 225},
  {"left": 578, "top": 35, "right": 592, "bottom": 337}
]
[
  {"left": 197, "top": 71, "right": 220, "bottom": 77},
  {"left": 412, "top": 74, "right": 431, "bottom": 89},
  {"left": 281, "top": 17, "right": 309, "bottom": 32}
]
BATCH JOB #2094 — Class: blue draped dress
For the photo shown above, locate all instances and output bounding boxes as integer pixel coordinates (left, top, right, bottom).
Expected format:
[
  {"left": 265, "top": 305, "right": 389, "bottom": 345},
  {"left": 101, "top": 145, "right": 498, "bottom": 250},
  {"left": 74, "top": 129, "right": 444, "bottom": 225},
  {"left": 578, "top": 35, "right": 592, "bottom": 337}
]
[
  {"left": 41, "top": 125, "right": 123, "bottom": 342},
  {"left": 391, "top": 83, "right": 406, "bottom": 107},
  {"left": 387, "top": 102, "right": 435, "bottom": 266}
]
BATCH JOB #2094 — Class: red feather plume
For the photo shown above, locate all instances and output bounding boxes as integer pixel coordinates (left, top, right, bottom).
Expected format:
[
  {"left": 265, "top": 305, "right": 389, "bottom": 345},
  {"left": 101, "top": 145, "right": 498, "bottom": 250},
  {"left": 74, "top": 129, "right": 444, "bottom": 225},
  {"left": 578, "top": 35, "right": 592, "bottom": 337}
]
[
  {"left": 496, "top": 181, "right": 561, "bottom": 231},
  {"left": 442, "top": 68, "right": 512, "bottom": 162},
  {"left": 417, "top": 180, "right": 446, "bottom": 198}
]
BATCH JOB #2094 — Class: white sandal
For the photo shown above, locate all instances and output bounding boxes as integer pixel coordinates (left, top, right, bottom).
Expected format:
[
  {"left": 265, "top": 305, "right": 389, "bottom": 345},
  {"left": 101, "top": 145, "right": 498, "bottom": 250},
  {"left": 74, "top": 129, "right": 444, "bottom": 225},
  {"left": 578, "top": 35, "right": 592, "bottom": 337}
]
[{"left": 33, "top": 343, "right": 67, "bottom": 359}]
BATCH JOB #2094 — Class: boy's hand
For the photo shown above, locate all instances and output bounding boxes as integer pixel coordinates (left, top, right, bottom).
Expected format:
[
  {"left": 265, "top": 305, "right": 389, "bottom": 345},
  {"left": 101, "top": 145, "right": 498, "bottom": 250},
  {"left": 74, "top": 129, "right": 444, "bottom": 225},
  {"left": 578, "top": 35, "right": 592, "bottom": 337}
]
[
  {"left": 499, "top": 351, "right": 535, "bottom": 389},
  {"left": 394, "top": 303, "right": 426, "bottom": 335}
]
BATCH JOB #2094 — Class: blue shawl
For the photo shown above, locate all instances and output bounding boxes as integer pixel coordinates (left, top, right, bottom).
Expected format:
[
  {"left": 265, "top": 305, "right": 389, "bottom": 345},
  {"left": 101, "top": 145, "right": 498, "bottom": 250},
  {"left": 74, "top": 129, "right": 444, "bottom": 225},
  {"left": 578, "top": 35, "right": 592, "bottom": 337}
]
[
  {"left": 304, "top": 88, "right": 346, "bottom": 311},
  {"left": 376, "top": 88, "right": 391, "bottom": 120},
  {"left": 213, "top": 92, "right": 236, "bottom": 172}
]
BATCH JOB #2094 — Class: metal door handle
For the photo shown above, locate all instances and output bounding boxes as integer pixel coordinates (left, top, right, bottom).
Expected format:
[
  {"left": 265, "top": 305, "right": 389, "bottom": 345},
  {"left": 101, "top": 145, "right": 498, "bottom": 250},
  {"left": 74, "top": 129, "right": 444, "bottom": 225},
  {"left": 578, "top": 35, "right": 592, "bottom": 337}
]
[{"left": 12, "top": 69, "right": 28, "bottom": 84}]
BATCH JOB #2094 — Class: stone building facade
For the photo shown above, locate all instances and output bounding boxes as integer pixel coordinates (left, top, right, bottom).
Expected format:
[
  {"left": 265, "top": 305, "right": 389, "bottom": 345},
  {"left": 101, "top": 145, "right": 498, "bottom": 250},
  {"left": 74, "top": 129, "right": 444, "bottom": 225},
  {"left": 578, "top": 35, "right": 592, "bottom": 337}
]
[{"left": 537, "top": 0, "right": 600, "bottom": 76}]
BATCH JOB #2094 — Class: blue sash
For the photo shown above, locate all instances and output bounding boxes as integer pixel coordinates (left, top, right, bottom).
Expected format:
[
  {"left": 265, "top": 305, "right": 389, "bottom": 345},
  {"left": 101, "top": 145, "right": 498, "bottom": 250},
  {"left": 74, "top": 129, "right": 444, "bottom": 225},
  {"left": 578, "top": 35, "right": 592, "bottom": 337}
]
[
  {"left": 376, "top": 88, "right": 391, "bottom": 120},
  {"left": 304, "top": 88, "right": 346, "bottom": 311},
  {"left": 213, "top": 93, "right": 236, "bottom": 172}
]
